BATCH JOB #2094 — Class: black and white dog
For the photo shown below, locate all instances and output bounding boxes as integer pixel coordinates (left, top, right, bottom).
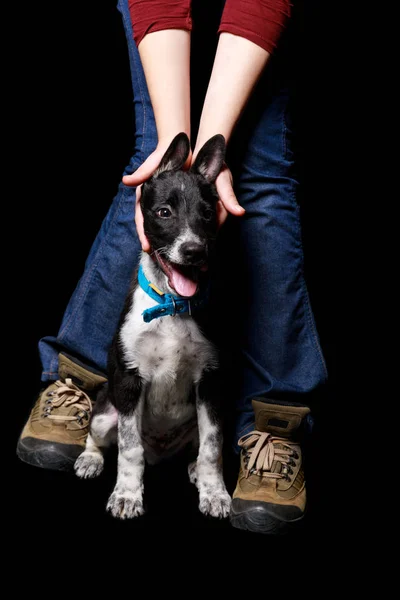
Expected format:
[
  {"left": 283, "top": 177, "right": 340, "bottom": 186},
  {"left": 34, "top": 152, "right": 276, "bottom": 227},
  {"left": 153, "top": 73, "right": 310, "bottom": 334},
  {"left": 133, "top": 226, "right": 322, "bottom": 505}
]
[{"left": 74, "top": 133, "right": 231, "bottom": 519}]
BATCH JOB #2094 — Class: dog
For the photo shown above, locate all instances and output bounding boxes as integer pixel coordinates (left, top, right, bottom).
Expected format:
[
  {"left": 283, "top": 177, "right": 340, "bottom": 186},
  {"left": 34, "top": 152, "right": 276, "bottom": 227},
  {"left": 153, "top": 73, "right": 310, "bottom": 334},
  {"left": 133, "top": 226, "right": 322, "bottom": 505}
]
[{"left": 74, "top": 132, "right": 232, "bottom": 520}]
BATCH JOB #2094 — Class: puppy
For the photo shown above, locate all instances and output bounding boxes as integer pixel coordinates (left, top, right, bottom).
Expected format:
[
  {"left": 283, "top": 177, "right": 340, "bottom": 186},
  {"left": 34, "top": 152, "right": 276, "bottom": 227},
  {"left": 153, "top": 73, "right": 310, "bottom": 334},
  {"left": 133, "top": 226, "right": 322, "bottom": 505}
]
[{"left": 74, "top": 133, "right": 231, "bottom": 520}]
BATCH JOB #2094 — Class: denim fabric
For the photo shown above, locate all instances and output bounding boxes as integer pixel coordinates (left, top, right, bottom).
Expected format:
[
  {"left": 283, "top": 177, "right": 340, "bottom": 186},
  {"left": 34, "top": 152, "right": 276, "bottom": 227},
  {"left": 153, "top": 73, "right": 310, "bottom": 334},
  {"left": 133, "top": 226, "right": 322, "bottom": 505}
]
[
  {"left": 39, "top": 0, "right": 327, "bottom": 445},
  {"left": 39, "top": 0, "right": 157, "bottom": 380},
  {"left": 214, "top": 74, "right": 328, "bottom": 442}
]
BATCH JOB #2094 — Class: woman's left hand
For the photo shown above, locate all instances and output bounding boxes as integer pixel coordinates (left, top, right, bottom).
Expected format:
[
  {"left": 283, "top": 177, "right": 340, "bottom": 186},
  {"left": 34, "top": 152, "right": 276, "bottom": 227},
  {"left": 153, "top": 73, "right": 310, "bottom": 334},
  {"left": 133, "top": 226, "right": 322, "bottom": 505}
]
[{"left": 213, "top": 162, "right": 245, "bottom": 228}]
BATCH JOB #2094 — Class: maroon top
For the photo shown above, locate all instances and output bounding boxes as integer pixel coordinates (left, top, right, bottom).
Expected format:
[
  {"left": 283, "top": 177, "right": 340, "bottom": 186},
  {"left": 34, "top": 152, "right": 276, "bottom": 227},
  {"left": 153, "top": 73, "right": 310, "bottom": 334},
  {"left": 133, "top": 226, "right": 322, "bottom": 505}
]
[{"left": 128, "top": 0, "right": 291, "bottom": 54}]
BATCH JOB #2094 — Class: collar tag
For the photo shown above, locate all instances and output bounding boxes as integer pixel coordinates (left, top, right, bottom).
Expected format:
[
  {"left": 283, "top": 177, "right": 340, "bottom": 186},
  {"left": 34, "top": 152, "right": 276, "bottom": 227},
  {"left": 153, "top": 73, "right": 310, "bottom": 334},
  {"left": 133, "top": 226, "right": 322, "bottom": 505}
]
[
  {"left": 138, "top": 264, "right": 206, "bottom": 323},
  {"left": 149, "top": 282, "right": 164, "bottom": 296}
]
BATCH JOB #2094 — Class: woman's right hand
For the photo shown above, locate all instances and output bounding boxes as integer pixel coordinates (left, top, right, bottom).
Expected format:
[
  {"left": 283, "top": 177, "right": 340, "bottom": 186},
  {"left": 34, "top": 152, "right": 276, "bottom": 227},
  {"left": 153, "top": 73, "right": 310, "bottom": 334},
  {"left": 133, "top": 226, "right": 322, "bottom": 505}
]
[
  {"left": 122, "top": 140, "right": 192, "bottom": 252},
  {"left": 122, "top": 141, "right": 191, "bottom": 189}
]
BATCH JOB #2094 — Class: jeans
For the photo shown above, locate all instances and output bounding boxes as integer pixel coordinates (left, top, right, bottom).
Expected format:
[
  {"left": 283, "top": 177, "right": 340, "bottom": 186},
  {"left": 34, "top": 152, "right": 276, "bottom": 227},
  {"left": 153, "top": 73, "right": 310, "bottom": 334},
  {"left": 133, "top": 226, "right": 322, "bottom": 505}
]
[{"left": 39, "top": 0, "right": 327, "bottom": 446}]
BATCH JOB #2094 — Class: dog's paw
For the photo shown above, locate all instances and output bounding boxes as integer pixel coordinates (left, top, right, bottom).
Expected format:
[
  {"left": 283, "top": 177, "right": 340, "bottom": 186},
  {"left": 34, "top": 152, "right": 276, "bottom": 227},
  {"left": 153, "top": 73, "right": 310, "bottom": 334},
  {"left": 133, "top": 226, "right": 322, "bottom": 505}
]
[
  {"left": 106, "top": 489, "right": 145, "bottom": 520},
  {"left": 199, "top": 487, "right": 232, "bottom": 519},
  {"left": 74, "top": 452, "right": 104, "bottom": 479},
  {"left": 188, "top": 461, "right": 198, "bottom": 485}
]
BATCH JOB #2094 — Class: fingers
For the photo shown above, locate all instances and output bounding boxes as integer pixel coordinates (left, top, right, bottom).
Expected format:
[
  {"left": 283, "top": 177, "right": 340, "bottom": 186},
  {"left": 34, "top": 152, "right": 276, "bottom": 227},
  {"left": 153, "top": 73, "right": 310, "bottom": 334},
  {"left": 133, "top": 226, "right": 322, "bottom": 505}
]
[
  {"left": 125, "top": 140, "right": 191, "bottom": 252},
  {"left": 215, "top": 166, "right": 245, "bottom": 227},
  {"left": 134, "top": 186, "right": 151, "bottom": 253},
  {"left": 122, "top": 145, "right": 192, "bottom": 186},
  {"left": 122, "top": 149, "right": 165, "bottom": 187},
  {"left": 123, "top": 145, "right": 165, "bottom": 252},
  {"left": 128, "top": 150, "right": 240, "bottom": 246}
]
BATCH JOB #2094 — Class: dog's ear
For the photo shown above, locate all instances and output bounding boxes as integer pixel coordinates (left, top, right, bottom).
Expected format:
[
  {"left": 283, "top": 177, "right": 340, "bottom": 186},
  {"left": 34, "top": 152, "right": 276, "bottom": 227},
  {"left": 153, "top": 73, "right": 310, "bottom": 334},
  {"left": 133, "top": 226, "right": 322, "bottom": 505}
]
[
  {"left": 191, "top": 134, "right": 225, "bottom": 183},
  {"left": 154, "top": 132, "right": 191, "bottom": 176}
]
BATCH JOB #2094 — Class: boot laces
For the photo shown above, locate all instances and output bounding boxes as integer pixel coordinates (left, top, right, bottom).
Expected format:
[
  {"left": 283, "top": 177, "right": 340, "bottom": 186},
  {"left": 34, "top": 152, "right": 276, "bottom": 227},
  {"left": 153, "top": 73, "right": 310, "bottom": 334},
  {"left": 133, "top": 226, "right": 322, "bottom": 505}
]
[
  {"left": 238, "top": 430, "right": 299, "bottom": 480},
  {"left": 43, "top": 378, "right": 92, "bottom": 424}
]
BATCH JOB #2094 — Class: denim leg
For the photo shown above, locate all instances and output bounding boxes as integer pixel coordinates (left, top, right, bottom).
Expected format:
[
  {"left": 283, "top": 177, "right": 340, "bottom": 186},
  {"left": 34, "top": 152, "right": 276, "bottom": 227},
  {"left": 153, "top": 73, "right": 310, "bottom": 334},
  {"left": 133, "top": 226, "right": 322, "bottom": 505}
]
[
  {"left": 39, "top": 0, "right": 157, "bottom": 381},
  {"left": 216, "top": 71, "right": 328, "bottom": 445}
]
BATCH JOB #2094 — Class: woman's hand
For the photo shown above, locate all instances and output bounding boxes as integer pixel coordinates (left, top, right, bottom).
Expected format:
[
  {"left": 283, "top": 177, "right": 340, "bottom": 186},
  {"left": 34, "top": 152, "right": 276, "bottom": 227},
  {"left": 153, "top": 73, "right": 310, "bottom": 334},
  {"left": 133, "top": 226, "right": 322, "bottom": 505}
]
[
  {"left": 123, "top": 136, "right": 244, "bottom": 251},
  {"left": 122, "top": 140, "right": 192, "bottom": 252},
  {"left": 214, "top": 163, "right": 245, "bottom": 228},
  {"left": 123, "top": 143, "right": 244, "bottom": 251},
  {"left": 122, "top": 139, "right": 192, "bottom": 188},
  {"left": 132, "top": 185, "right": 150, "bottom": 252}
]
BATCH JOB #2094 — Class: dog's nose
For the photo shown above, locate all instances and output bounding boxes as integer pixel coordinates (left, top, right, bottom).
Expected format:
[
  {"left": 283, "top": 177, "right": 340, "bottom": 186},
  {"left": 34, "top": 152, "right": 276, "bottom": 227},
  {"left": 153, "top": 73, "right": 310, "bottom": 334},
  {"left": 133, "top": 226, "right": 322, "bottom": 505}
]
[{"left": 180, "top": 242, "right": 207, "bottom": 264}]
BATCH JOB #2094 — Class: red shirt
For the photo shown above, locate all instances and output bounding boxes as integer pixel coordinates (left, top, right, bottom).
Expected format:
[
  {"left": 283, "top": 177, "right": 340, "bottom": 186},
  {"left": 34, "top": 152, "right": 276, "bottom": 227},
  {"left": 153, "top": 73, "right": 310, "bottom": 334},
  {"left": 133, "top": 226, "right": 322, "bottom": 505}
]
[{"left": 128, "top": 0, "right": 291, "bottom": 54}]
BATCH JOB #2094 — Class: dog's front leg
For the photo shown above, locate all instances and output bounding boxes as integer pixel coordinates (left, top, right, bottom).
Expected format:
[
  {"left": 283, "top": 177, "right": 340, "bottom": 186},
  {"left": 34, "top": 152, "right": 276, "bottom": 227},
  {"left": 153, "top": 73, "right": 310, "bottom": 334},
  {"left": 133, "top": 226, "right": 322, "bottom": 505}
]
[
  {"left": 107, "top": 371, "right": 146, "bottom": 519},
  {"left": 194, "top": 372, "right": 231, "bottom": 518}
]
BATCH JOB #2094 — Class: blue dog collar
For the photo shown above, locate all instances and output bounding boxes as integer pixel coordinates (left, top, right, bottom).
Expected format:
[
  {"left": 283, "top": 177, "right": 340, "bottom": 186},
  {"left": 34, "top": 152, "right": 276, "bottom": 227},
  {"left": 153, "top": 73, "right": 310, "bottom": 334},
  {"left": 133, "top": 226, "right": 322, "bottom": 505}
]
[{"left": 138, "top": 264, "right": 206, "bottom": 323}]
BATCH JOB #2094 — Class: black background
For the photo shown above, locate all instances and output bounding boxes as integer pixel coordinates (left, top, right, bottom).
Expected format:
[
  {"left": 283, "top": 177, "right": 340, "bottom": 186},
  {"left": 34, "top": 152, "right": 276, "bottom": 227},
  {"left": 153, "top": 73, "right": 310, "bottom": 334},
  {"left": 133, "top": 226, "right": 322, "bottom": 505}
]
[{"left": 10, "top": 0, "right": 335, "bottom": 548}]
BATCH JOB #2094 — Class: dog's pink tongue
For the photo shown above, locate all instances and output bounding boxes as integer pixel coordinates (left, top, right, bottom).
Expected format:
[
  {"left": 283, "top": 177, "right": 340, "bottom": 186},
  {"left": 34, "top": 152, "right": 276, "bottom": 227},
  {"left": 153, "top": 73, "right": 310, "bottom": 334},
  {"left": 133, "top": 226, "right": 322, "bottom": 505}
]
[{"left": 170, "top": 267, "right": 197, "bottom": 298}]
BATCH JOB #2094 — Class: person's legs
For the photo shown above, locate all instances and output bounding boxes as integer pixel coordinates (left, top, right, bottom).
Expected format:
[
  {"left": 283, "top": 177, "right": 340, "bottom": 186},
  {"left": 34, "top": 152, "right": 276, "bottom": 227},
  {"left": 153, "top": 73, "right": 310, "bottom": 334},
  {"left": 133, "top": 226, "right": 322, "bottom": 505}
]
[
  {"left": 235, "top": 92, "right": 326, "bottom": 437},
  {"left": 216, "top": 57, "right": 327, "bottom": 440},
  {"left": 17, "top": 0, "right": 157, "bottom": 470},
  {"left": 39, "top": 0, "right": 157, "bottom": 380},
  {"left": 215, "top": 56, "right": 327, "bottom": 532}
]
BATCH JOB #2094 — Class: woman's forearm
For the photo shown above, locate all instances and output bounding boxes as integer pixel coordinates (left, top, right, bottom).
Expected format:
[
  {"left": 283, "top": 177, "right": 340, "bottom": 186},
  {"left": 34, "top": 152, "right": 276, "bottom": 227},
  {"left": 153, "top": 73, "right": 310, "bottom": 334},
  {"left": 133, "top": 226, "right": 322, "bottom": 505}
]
[
  {"left": 122, "top": 28, "right": 191, "bottom": 187},
  {"left": 125, "top": 0, "right": 290, "bottom": 222},
  {"left": 193, "top": 32, "right": 270, "bottom": 158},
  {"left": 129, "top": 0, "right": 290, "bottom": 154},
  {"left": 138, "top": 29, "right": 191, "bottom": 144}
]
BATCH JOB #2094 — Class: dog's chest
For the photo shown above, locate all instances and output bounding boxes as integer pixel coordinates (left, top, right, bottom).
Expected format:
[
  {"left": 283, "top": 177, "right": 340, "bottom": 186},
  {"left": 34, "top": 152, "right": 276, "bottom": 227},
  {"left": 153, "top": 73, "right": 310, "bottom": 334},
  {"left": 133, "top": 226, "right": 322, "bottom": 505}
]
[
  {"left": 120, "top": 286, "right": 217, "bottom": 415},
  {"left": 138, "top": 328, "right": 204, "bottom": 381}
]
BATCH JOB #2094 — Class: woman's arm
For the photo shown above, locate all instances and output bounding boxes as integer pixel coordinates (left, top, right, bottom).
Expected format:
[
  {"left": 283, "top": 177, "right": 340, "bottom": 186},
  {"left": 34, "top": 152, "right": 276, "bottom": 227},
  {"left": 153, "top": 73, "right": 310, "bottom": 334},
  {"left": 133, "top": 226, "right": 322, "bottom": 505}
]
[
  {"left": 193, "top": 33, "right": 270, "bottom": 157},
  {"left": 122, "top": 29, "right": 192, "bottom": 186},
  {"left": 123, "top": 0, "right": 291, "bottom": 247},
  {"left": 193, "top": 0, "right": 291, "bottom": 219},
  {"left": 192, "top": 32, "right": 271, "bottom": 222}
]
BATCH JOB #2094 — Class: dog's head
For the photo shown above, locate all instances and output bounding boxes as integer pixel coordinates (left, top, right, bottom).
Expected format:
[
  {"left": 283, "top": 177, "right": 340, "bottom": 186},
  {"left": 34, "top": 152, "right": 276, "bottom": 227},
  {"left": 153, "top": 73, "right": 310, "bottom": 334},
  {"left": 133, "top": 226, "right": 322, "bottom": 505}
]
[{"left": 140, "top": 132, "right": 225, "bottom": 298}]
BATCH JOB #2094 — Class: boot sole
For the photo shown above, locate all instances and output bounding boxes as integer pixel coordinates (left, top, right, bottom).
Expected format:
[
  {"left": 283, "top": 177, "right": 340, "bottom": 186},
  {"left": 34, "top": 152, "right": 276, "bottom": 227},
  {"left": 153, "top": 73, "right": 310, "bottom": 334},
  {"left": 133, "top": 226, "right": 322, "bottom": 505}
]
[
  {"left": 16, "top": 437, "right": 83, "bottom": 472},
  {"left": 230, "top": 501, "right": 304, "bottom": 535}
]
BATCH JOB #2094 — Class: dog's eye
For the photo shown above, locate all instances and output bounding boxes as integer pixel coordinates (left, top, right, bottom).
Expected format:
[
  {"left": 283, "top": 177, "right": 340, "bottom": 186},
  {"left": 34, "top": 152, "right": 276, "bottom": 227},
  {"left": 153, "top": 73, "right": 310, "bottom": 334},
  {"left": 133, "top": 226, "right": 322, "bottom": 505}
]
[
  {"left": 203, "top": 208, "right": 214, "bottom": 221},
  {"left": 156, "top": 208, "right": 172, "bottom": 218}
]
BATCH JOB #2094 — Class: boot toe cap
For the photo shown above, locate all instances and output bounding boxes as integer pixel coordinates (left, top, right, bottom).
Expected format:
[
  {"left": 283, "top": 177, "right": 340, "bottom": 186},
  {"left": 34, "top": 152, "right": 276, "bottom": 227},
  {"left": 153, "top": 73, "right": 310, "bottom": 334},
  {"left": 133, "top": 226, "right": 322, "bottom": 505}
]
[
  {"left": 230, "top": 497, "right": 304, "bottom": 534},
  {"left": 16, "top": 436, "right": 83, "bottom": 471}
]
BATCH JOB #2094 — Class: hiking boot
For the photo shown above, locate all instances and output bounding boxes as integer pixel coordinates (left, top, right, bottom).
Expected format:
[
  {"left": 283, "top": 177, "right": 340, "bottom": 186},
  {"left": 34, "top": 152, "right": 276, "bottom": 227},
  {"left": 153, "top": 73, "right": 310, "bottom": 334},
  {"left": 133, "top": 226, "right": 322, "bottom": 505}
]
[
  {"left": 230, "top": 398, "right": 310, "bottom": 535},
  {"left": 17, "top": 353, "right": 107, "bottom": 471}
]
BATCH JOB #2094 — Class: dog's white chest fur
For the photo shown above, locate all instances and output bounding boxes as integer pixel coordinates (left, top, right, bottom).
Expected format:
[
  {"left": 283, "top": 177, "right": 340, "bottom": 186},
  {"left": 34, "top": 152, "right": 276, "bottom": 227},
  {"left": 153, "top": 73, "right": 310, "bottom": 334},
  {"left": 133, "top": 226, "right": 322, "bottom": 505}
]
[{"left": 120, "top": 261, "right": 217, "bottom": 425}]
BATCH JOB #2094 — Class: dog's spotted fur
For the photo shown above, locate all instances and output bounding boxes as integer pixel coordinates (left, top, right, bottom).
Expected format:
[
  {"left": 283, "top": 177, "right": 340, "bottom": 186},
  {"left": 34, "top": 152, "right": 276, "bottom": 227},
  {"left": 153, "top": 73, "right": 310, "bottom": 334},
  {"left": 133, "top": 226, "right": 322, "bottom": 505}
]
[{"left": 74, "top": 133, "right": 231, "bottom": 519}]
